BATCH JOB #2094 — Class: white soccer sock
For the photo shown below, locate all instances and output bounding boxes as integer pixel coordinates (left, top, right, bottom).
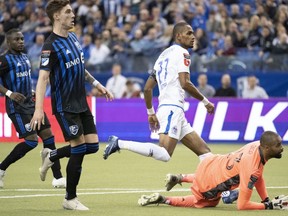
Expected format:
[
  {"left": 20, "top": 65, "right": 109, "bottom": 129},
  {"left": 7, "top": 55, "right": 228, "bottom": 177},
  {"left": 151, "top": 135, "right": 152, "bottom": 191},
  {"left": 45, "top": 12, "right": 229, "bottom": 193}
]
[
  {"left": 198, "top": 152, "right": 213, "bottom": 161},
  {"left": 118, "top": 140, "right": 170, "bottom": 162}
]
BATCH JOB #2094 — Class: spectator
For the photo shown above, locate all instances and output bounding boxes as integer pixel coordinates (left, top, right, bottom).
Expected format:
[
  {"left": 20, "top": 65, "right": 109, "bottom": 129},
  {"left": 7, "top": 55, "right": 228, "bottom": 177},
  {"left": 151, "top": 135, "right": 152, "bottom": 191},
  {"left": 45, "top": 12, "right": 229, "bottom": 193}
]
[
  {"left": 87, "top": 36, "right": 111, "bottom": 71},
  {"left": 196, "top": 74, "right": 215, "bottom": 98},
  {"left": 230, "top": 4, "right": 242, "bottom": 25},
  {"left": 193, "top": 28, "right": 208, "bottom": 55},
  {"left": 27, "top": 34, "right": 45, "bottom": 75},
  {"left": 81, "top": 33, "right": 94, "bottom": 63},
  {"left": 247, "top": 15, "right": 262, "bottom": 49},
  {"left": 217, "top": 35, "right": 236, "bottom": 56},
  {"left": 214, "top": 74, "right": 236, "bottom": 97},
  {"left": 242, "top": 75, "right": 269, "bottom": 99},
  {"left": 243, "top": 3, "right": 253, "bottom": 21},
  {"left": 122, "top": 79, "right": 142, "bottom": 98},
  {"left": 106, "top": 63, "right": 127, "bottom": 99},
  {"left": 258, "top": 26, "right": 273, "bottom": 58}
]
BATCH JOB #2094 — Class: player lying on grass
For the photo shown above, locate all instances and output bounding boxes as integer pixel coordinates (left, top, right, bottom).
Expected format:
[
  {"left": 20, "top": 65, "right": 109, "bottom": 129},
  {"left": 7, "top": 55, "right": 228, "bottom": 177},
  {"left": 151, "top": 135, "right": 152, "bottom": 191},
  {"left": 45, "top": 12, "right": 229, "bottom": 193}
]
[{"left": 138, "top": 131, "right": 288, "bottom": 210}]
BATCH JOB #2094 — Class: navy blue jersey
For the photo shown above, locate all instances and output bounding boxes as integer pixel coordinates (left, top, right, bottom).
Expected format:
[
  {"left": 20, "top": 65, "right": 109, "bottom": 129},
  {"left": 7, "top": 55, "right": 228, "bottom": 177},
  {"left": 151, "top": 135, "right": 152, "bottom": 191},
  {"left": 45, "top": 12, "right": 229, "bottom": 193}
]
[
  {"left": 40, "top": 32, "right": 88, "bottom": 114},
  {"left": 0, "top": 51, "right": 34, "bottom": 115}
]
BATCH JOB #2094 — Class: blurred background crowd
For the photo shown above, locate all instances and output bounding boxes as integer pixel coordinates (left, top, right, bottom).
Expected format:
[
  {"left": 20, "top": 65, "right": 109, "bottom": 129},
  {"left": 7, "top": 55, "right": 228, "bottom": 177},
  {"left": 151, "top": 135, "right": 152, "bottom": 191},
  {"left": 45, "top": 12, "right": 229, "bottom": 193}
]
[{"left": 0, "top": 0, "right": 288, "bottom": 98}]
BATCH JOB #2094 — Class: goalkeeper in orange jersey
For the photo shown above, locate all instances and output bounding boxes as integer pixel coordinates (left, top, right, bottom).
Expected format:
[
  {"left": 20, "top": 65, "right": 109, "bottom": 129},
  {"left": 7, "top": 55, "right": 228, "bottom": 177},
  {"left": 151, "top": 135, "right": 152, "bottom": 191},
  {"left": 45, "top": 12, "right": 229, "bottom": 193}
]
[{"left": 138, "top": 131, "right": 287, "bottom": 210}]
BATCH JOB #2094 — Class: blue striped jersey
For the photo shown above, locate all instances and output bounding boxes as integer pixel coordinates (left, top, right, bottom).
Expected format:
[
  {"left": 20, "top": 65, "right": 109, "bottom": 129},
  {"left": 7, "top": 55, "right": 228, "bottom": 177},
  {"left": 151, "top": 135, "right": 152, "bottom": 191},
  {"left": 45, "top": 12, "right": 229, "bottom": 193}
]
[
  {"left": 0, "top": 51, "right": 34, "bottom": 114},
  {"left": 39, "top": 32, "right": 88, "bottom": 114}
]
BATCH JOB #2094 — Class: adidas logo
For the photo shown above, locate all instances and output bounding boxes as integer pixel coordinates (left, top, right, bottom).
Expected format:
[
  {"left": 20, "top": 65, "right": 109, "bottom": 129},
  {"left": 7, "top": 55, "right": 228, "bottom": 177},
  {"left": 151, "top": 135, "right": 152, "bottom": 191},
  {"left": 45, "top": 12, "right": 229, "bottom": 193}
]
[
  {"left": 66, "top": 49, "right": 71, "bottom": 54},
  {"left": 17, "top": 62, "right": 21, "bottom": 66}
]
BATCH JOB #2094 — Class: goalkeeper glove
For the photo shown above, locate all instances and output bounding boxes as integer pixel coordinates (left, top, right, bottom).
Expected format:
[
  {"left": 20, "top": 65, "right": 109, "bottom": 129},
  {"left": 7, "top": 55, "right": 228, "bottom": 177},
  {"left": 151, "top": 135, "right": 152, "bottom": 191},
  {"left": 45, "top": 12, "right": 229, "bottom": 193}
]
[{"left": 264, "top": 195, "right": 288, "bottom": 210}]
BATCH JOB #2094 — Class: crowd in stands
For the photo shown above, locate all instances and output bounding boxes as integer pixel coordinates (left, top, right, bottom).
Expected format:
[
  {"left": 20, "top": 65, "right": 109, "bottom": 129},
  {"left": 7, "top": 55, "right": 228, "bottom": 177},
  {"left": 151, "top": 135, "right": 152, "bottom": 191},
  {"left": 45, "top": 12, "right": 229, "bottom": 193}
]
[
  {"left": 0, "top": 0, "right": 287, "bottom": 76},
  {"left": 0, "top": 0, "right": 287, "bottom": 98}
]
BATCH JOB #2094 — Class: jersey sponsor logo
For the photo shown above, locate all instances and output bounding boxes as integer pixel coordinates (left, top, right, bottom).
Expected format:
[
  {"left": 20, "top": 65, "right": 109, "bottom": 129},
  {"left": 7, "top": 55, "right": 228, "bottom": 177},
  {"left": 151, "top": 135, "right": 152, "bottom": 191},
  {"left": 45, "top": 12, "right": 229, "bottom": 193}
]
[
  {"left": 41, "top": 50, "right": 51, "bottom": 66},
  {"left": 16, "top": 69, "right": 31, "bottom": 78},
  {"left": 66, "top": 49, "right": 71, "bottom": 54},
  {"left": 65, "top": 57, "right": 81, "bottom": 69},
  {"left": 25, "top": 123, "right": 32, "bottom": 132},
  {"left": 69, "top": 125, "right": 79, "bottom": 135}
]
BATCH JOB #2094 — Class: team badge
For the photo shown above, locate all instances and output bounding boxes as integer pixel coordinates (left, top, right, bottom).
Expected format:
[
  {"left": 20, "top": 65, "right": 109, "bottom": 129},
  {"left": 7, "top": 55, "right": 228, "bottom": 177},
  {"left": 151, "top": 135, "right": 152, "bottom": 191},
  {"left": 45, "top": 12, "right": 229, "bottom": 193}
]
[
  {"left": 41, "top": 50, "right": 51, "bottom": 66},
  {"left": 74, "top": 41, "right": 82, "bottom": 50},
  {"left": 25, "top": 123, "right": 32, "bottom": 132},
  {"left": 69, "top": 125, "right": 79, "bottom": 135},
  {"left": 171, "top": 126, "right": 178, "bottom": 135}
]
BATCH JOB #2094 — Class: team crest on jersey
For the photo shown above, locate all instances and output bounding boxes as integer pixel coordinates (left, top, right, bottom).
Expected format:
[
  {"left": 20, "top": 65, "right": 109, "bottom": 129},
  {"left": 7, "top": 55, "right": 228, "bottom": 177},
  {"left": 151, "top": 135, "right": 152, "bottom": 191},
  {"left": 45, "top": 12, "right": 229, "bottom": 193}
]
[
  {"left": 41, "top": 50, "right": 51, "bottom": 66},
  {"left": 25, "top": 123, "right": 32, "bottom": 132},
  {"left": 171, "top": 126, "right": 178, "bottom": 135},
  {"left": 74, "top": 41, "right": 82, "bottom": 50},
  {"left": 69, "top": 125, "right": 79, "bottom": 135}
]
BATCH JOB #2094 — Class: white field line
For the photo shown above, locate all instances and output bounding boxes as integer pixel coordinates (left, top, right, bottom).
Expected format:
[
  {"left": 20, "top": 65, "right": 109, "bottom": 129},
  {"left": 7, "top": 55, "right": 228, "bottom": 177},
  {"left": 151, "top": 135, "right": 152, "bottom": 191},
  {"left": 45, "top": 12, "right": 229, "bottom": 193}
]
[{"left": 0, "top": 186, "right": 287, "bottom": 199}]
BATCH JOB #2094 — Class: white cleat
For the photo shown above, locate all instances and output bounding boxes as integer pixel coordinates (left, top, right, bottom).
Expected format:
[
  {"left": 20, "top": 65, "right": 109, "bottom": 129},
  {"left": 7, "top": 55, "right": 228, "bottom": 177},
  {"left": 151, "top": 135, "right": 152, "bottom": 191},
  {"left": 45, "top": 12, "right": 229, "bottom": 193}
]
[
  {"left": 39, "top": 148, "right": 54, "bottom": 181},
  {"left": 62, "top": 198, "right": 89, "bottom": 210},
  {"left": 52, "top": 177, "right": 66, "bottom": 188},
  {"left": 0, "top": 169, "right": 5, "bottom": 188},
  {"left": 138, "top": 193, "right": 165, "bottom": 206},
  {"left": 165, "top": 173, "right": 182, "bottom": 191}
]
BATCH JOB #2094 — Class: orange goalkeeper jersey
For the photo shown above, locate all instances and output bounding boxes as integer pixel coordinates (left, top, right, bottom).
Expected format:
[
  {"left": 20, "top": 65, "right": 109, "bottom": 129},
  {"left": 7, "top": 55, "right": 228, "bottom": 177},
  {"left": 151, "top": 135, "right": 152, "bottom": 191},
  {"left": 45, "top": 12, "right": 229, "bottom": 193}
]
[{"left": 192, "top": 141, "right": 268, "bottom": 210}]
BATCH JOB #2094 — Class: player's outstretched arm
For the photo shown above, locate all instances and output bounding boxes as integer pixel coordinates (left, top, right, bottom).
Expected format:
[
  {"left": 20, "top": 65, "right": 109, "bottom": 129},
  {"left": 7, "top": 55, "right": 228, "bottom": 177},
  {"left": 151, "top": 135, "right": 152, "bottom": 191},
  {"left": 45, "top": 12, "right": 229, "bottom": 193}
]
[
  {"left": 178, "top": 72, "right": 214, "bottom": 114},
  {"left": 30, "top": 69, "right": 50, "bottom": 130}
]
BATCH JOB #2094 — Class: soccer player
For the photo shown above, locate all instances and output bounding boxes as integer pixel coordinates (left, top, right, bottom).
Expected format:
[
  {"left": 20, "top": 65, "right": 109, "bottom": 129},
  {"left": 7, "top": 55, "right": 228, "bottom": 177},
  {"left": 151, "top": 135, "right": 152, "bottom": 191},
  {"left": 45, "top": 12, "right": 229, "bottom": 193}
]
[
  {"left": 104, "top": 21, "right": 214, "bottom": 163},
  {"left": 0, "top": 28, "right": 65, "bottom": 188},
  {"left": 138, "top": 131, "right": 285, "bottom": 211},
  {"left": 30, "top": 0, "right": 113, "bottom": 211}
]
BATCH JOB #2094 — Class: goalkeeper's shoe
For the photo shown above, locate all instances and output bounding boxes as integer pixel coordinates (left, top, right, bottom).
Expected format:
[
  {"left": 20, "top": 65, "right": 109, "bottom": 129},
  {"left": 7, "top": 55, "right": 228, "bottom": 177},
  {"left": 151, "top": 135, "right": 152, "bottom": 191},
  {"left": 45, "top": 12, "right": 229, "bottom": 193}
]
[
  {"left": 165, "top": 174, "right": 183, "bottom": 191},
  {"left": 103, "top": 136, "right": 120, "bottom": 160},
  {"left": 221, "top": 190, "right": 239, "bottom": 204},
  {"left": 271, "top": 195, "right": 288, "bottom": 210},
  {"left": 138, "top": 193, "right": 166, "bottom": 206},
  {"left": 0, "top": 169, "right": 5, "bottom": 188},
  {"left": 39, "top": 148, "right": 54, "bottom": 181}
]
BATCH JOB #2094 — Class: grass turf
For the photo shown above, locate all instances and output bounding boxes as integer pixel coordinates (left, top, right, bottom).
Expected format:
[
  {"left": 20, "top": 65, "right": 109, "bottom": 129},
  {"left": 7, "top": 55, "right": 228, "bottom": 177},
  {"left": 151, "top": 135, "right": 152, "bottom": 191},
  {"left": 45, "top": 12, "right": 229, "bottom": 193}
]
[{"left": 0, "top": 143, "right": 287, "bottom": 216}]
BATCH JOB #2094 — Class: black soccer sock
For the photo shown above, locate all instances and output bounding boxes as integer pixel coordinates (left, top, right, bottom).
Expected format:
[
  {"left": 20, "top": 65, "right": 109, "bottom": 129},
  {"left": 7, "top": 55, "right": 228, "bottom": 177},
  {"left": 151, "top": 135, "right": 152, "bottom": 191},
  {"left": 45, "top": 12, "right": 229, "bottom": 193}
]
[
  {"left": 49, "top": 145, "right": 71, "bottom": 162},
  {"left": 43, "top": 136, "right": 62, "bottom": 179},
  {"left": 0, "top": 140, "right": 37, "bottom": 170},
  {"left": 85, "top": 143, "right": 99, "bottom": 154},
  {"left": 65, "top": 144, "right": 86, "bottom": 200}
]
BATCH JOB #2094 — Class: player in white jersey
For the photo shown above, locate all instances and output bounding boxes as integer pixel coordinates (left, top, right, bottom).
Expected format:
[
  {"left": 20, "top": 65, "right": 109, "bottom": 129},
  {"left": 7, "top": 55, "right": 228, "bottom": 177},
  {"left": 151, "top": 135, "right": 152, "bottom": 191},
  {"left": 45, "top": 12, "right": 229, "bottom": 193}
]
[{"left": 103, "top": 22, "right": 215, "bottom": 163}]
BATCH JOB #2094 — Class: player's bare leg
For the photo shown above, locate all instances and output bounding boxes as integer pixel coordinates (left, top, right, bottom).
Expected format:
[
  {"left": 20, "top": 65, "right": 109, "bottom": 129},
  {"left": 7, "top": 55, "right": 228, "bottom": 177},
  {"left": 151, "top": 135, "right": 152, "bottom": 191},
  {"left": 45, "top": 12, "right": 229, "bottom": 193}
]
[{"left": 181, "top": 131, "right": 212, "bottom": 161}]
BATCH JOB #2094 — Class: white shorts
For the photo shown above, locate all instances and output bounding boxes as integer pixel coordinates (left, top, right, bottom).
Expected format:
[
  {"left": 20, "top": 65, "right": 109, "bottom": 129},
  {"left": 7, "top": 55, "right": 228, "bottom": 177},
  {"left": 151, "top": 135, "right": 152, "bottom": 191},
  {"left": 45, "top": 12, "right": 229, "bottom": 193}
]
[{"left": 157, "top": 105, "right": 194, "bottom": 140}]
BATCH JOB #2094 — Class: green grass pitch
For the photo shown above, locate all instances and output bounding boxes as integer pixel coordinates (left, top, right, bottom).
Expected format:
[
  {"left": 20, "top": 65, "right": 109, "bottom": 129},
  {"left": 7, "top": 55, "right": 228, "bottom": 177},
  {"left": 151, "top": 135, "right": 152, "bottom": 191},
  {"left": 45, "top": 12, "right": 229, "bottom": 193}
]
[{"left": 0, "top": 143, "right": 287, "bottom": 216}]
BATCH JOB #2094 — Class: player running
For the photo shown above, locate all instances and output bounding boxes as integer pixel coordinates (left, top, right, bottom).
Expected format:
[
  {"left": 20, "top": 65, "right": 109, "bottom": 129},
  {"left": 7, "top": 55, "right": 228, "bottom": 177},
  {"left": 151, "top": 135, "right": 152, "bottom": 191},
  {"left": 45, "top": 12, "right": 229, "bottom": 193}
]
[
  {"left": 138, "top": 131, "right": 287, "bottom": 211},
  {"left": 104, "top": 21, "right": 214, "bottom": 163},
  {"left": 0, "top": 28, "right": 65, "bottom": 188}
]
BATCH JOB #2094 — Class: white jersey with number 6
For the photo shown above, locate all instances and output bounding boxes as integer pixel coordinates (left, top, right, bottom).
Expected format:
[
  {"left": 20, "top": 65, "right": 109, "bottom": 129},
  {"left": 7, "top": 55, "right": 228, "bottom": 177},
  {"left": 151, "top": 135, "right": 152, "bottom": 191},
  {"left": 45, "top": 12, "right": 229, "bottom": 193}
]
[{"left": 153, "top": 44, "right": 191, "bottom": 109}]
